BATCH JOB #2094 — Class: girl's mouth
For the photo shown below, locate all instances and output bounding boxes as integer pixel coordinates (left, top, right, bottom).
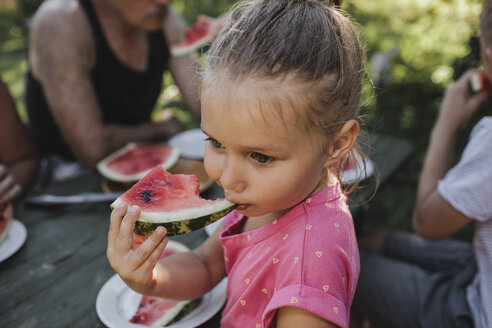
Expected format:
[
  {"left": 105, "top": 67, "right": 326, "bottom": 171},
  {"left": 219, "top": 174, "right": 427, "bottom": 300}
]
[{"left": 236, "top": 204, "right": 249, "bottom": 211}]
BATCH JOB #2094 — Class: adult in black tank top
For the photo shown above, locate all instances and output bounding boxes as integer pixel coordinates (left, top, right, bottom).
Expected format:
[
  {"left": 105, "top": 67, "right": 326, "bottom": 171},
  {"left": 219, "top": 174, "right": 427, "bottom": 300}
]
[{"left": 26, "top": 0, "right": 201, "bottom": 167}]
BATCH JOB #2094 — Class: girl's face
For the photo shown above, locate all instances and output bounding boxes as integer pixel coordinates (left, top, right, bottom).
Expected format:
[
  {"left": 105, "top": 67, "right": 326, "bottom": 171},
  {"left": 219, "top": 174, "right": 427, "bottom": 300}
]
[{"left": 201, "top": 79, "right": 331, "bottom": 222}]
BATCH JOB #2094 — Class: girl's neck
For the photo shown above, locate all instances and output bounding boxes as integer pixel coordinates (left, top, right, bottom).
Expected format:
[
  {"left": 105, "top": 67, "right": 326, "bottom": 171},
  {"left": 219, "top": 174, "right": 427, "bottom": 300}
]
[{"left": 241, "top": 175, "right": 331, "bottom": 233}]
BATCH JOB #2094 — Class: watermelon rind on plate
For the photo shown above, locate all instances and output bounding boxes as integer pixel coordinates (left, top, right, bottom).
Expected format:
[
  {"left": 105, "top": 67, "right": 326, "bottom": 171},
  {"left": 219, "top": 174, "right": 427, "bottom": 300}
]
[
  {"left": 111, "top": 166, "right": 236, "bottom": 237},
  {"left": 130, "top": 297, "right": 200, "bottom": 327},
  {"left": 96, "top": 143, "right": 180, "bottom": 184}
]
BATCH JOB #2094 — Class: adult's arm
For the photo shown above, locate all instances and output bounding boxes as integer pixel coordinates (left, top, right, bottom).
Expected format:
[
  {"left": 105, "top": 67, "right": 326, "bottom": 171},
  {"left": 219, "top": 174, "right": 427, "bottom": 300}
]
[
  {"left": 0, "top": 79, "right": 39, "bottom": 207},
  {"left": 163, "top": 8, "right": 201, "bottom": 117},
  {"left": 29, "top": 1, "right": 184, "bottom": 168},
  {"left": 412, "top": 70, "right": 488, "bottom": 240}
]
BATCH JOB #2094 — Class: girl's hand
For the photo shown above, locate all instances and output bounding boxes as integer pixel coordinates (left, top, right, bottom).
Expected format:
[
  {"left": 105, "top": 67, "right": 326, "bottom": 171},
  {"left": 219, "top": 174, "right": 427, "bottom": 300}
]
[
  {"left": 0, "top": 164, "right": 22, "bottom": 210},
  {"left": 437, "top": 70, "right": 489, "bottom": 131},
  {"left": 107, "top": 203, "right": 168, "bottom": 295}
]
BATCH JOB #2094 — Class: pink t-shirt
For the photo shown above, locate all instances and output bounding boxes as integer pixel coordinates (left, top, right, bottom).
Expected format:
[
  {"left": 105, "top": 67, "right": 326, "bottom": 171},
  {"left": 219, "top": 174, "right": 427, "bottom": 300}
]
[{"left": 219, "top": 183, "right": 360, "bottom": 328}]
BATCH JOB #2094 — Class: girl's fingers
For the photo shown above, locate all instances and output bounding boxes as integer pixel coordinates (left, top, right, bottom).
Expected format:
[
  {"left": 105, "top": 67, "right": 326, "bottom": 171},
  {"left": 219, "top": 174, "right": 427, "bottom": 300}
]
[
  {"left": 130, "top": 226, "right": 167, "bottom": 269},
  {"left": 116, "top": 205, "right": 140, "bottom": 250},
  {"left": 108, "top": 202, "right": 127, "bottom": 247},
  {"left": 138, "top": 236, "right": 168, "bottom": 274}
]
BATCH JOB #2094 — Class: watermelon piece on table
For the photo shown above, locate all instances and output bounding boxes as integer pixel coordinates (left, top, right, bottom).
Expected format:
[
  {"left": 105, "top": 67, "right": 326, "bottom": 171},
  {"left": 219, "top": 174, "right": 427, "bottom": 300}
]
[
  {"left": 171, "top": 16, "right": 216, "bottom": 57},
  {"left": 0, "top": 204, "right": 12, "bottom": 245},
  {"left": 111, "top": 166, "right": 236, "bottom": 236},
  {"left": 96, "top": 143, "right": 180, "bottom": 184},
  {"left": 130, "top": 297, "right": 200, "bottom": 327}
]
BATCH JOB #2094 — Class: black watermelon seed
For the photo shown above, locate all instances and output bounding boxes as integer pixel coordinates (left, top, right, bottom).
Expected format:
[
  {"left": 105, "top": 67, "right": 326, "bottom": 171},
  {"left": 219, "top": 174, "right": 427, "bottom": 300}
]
[{"left": 141, "top": 191, "right": 152, "bottom": 202}]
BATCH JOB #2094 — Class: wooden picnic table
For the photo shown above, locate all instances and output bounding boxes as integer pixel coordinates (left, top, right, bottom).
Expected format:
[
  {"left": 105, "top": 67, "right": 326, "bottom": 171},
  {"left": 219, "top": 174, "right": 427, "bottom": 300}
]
[{"left": 0, "top": 133, "right": 412, "bottom": 328}]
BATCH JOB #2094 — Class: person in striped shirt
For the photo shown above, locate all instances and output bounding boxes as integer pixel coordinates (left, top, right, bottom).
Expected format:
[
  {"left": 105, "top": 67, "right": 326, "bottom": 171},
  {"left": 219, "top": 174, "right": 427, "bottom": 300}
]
[{"left": 351, "top": 1, "right": 492, "bottom": 327}]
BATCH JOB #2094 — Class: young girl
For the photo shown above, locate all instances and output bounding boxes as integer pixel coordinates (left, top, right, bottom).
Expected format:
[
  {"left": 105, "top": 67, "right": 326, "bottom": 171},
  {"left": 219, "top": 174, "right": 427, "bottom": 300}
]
[{"left": 107, "top": 0, "right": 366, "bottom": 327}]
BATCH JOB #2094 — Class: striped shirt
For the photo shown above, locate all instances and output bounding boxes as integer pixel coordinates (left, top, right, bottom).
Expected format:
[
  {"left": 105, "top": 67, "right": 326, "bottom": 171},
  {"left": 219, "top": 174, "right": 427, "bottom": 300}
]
[{"left": 438, "top": 116, "right": 492, "bottom": 328}]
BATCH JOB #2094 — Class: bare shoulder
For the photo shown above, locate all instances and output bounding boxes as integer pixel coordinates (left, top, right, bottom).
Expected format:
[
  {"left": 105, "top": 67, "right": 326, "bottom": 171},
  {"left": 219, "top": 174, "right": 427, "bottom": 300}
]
[
  {"left": 29, "top": 0, "right": 94, "bottom": 75},
  {"left": 31, "top": 0, "right": 89, "bottom": 33}
]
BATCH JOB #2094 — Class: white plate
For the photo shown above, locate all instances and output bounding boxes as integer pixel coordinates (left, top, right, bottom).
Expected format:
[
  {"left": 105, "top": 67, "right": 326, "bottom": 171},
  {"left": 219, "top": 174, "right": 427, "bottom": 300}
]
[
  {"left": 168, "top": 129, "right": 207, "bottom": 160},
  {"left": 204, "top": 219, "right": 224, "bottom": 236},
  {"left": 340, "top": 152, "right": 374, "bottom": 185},
  {"left": 96, "top": 240, "right": 227, "bottom": 328},
  {"left": 0, "top": 219, "right": 27, "bottom": 263}
]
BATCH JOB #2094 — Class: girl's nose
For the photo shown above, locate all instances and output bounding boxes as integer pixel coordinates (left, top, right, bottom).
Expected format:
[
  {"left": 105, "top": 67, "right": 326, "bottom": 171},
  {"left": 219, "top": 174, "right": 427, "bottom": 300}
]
[{"left": 219, "top": 158, "right": 246, "bottom": 194}]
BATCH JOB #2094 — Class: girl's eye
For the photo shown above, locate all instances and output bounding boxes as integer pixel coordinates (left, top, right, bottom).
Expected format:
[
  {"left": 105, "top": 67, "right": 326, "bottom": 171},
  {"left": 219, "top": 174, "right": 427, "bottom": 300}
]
[
  {"left": 206, "top": 137, "right": 223, "bottom": 149},
  {"left": 250, "top": 152, "right": 274, "bottom": 164}
]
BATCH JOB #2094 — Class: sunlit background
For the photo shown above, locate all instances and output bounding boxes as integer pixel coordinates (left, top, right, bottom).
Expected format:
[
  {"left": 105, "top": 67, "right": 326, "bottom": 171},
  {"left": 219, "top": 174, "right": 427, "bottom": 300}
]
[{"left": 0, "top": 0, "right": 485, "bottom": 238}]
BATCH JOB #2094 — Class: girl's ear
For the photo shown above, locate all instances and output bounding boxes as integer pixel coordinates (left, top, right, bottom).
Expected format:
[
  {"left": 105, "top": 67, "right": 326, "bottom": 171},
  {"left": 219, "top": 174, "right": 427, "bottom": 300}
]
[{"left": 324, "top": 120, "right": 359, "bottom": 167}]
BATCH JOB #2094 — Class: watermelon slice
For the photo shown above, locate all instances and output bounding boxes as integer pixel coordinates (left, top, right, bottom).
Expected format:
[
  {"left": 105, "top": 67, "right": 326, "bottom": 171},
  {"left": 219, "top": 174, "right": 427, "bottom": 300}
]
[
  {"left": 171, "top": 16, "right": 215, "bottom": 57},
  {"left": 469, "top": 71, "right": 489, "bottom": 94},
  {"left": 0, "top": 204, "right": 13, "bottom": 245},
  {"left": 111, "top": 166, "right": 236, "bottom": 236},
  {"left": 130, "top": 297, "right": 200, "bottom": 327},
  {"left": 96, "top": 143, "right": 180, "bottom": 184}
]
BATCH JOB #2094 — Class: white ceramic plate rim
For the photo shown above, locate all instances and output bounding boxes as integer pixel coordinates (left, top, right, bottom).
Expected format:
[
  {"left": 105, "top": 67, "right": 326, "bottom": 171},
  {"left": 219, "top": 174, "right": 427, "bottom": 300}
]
[
  {"left": 340, "top": 152, "right": 375, "bottom": 185},
  {"left": 96, "top": 241, "right": 227, "bottom": 328},
  {"left": 0, "top": 219, "right": 27, "bottom": 263},
  {"left": 168, "top": 129, "right": 206, "bottom": 160},
  {"left": 204, "top": 219, "right": 223, "bottom": 237}
]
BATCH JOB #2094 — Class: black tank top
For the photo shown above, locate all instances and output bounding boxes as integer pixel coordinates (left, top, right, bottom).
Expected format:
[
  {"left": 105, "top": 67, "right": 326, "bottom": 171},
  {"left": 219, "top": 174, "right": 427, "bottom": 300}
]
[{"left": 26, "top": 0, "right": 169, "bottom": 159}]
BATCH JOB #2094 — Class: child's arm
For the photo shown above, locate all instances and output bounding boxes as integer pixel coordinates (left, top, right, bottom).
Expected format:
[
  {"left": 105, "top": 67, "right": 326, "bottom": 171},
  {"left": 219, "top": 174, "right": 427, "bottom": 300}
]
[
  {"left": 412, "top": 70, "right": 487, "bottom": 240},
  {"left": 276, "top": 307, "right": 338, "bottom": 328},
  {"left": 107, "top": 203, "right": 226, "bottom": 300}
]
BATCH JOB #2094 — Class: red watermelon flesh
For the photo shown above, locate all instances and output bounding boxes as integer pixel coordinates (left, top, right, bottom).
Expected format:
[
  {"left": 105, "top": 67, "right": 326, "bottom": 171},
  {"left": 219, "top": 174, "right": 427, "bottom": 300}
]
[
  {"left": 106, "top": 145, "right": 174, "bottom": 176},
  {"left": 111, "top": 165, "right": 236, "bottom": 236},
  {"left": 0, "top": 204, "right": 13, "bottom": 244},
  {"left": 119, "top": 166, "right": 214, "bottom": 212},
  {"left": 171, "top": 16, "right": 214, "bottom": 57},
  {"left": 130, "top": 297, "right": 184, "bottom": 325}
]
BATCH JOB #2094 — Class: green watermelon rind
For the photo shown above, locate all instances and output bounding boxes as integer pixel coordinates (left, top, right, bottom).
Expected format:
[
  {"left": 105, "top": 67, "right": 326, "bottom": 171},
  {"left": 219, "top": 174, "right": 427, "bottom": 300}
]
[
  {"left": 164, "top": 298, "right": 201, "bottom": 326},
  {"left": 111, "top": 198, "right": 237, "bottom": 237},
  {"left": 137, "top": 298, "right": 200, "bottom": 327},
  {"left": 96, "top": 143, "right": 180, "bottom": 184}
]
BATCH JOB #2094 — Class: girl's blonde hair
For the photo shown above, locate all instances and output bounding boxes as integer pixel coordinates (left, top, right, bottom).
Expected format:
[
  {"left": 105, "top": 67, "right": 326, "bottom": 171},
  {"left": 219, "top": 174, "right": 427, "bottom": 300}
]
[{"left": 202, "top": 0, "right": 369, "bottom": 190}]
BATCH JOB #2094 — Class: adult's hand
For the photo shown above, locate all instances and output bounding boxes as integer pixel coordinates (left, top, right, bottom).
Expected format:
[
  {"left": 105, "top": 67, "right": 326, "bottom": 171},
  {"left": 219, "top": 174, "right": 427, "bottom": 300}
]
[
  {"left": 437, "top": 70, "right": 489, "bottom": 132},
  {"left": 0, "top": 164, "right": 22, "bottom": 210}
]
